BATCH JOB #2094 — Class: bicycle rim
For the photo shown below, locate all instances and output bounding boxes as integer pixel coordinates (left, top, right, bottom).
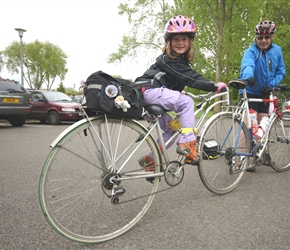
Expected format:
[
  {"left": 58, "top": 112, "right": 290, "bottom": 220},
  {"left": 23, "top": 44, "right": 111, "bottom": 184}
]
[
  {"left": 39, "top": 116, "right": 160, "bottom": 243},
  {"left": 197, "top": 112, "right": 250, "bottom": 195},
  {"left": 267, "top": 112, "right": 290, "bottom": 172}
]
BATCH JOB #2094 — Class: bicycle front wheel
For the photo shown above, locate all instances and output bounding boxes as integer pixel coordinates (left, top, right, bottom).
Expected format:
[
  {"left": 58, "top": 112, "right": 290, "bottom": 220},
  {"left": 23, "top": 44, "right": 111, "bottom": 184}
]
[
  {"left": 197, "top": 112, "right": 250, "bottom": 195},
  {"left": 39, "top": 116, "right": 161, "bottom": 243},
  {"left": 267, "top": 111, "right": 290, "bottom": 172}
]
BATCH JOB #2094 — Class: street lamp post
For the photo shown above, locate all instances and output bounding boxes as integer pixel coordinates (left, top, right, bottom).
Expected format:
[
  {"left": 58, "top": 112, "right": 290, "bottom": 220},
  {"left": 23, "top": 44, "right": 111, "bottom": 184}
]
[{"left": 15, "top": 28, "right": 26, "bottom": 86}]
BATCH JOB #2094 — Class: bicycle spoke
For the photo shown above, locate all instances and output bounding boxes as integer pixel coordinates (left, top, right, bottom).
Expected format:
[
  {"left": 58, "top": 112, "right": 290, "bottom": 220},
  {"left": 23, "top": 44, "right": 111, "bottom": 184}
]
[
  {"left": 197, "top": 112, "right": 249, "bottom": 194},
  {"left": 39, "top": 117, "right": 160, "bottom": 243},
  {"left": 267, "top": 112, "right": 290, "bottom": 171}
]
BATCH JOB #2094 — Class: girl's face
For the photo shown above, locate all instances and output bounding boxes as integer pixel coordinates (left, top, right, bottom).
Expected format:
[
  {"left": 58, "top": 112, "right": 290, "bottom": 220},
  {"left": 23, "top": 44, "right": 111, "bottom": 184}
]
[{"left": 170, "top": 34, "right": 191, "bottom": 55}]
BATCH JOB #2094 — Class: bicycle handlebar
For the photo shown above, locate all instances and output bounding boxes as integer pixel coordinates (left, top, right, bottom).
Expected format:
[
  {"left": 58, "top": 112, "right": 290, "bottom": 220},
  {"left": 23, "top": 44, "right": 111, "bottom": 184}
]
[
  {"left": 229, "top": 78, "right": 290, "bottom": 92},
  {"left": 263, "top": 84, "right": 290, "bottom": 92},
  {"left": 185, "top": 88, "right": 228, "bottom": 100}
]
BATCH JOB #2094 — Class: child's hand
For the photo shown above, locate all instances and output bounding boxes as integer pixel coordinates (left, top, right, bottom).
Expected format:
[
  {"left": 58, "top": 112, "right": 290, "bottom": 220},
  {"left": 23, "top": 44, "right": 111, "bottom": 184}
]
[{"left": 216, "top": 82, "right": 227, "bottom": 93}]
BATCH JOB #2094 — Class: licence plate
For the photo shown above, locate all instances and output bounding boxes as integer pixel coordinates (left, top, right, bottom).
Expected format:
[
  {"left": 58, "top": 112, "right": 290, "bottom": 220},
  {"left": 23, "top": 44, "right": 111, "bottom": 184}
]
[{"left": 3, "top": 98, "right": 19, "bottom": 103}]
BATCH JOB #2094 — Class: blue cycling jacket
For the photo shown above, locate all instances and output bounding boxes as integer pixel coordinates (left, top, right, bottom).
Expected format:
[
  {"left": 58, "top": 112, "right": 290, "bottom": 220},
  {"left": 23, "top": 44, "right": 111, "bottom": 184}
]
[{"left": 239, "top": 42, "right": 286, "bottom": 97}]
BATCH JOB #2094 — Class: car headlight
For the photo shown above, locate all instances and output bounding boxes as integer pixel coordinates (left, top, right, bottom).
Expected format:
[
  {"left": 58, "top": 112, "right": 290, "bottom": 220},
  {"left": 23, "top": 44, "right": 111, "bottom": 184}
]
[{"left": 62, "top": 108, "right": 76, "bottom": 112}]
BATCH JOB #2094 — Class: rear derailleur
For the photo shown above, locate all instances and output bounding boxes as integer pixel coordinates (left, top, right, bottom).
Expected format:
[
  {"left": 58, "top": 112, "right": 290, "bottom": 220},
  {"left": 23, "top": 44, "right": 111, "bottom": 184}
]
[{"left": 101, "top": 172, "right": 126, "bottom": 204}]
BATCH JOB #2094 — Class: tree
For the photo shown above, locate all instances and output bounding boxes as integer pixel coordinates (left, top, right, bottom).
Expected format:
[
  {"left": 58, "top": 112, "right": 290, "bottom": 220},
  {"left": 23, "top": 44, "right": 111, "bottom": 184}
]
[
  {"left": 1, "top": 40, "right": 68, "bottom": 90},
  {"left": 265, "top": 0, "right": 290, "bottom": 87},
  {"left": 0, "top": 51, "right": 3, "bottom": 72},
  {"left": 65, "top": 87, "right": 80, "bottom": 96},
  {"left": 57, "top": 82, "right": 66, "bottom": 93},
  {"left": 109, "top": 0, "right": 290, "bottom": 101},
  {"left": 108, "top": 0, "right": 255, "bottom": 94},
  {"left": 107, "top": 0, "right": 175, "bottom": 64},
  {"left": 180, "top": 0, "right": 265, "bottom": 90}
]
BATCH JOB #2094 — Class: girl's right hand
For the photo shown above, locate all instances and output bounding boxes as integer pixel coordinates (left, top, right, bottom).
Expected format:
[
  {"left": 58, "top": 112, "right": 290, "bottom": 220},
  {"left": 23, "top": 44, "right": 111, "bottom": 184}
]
[{"left": 216, "top": 82, "right": 227, "bottom": 93}]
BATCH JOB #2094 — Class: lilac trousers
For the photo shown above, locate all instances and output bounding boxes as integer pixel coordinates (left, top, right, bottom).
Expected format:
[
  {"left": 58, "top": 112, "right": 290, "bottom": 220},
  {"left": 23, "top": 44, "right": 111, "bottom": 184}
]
[{"left": 143, "top": 86, "right": 195, "bottom": 145}]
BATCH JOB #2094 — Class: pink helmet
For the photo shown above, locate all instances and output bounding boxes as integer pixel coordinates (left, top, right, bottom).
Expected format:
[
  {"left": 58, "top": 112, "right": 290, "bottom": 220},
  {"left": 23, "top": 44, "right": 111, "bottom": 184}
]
[
  {"left": 255, "top": 20, "right": 276, "bottom": 34},
  {"left": 164, "top": 15, "right": 196, "bottom": 41}
]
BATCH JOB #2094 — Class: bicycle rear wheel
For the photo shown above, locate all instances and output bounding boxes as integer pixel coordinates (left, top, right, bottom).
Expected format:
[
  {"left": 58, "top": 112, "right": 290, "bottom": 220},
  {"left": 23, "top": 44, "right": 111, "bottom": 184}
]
[
  {"left": 197, "top": 112, "right": 250, "bottom": 195},
  {"left": 39, "top": 116, "right": 161, "bottom": 243},
  {"left": 267, "top": 111, "right": 290, "bottom": 172}
]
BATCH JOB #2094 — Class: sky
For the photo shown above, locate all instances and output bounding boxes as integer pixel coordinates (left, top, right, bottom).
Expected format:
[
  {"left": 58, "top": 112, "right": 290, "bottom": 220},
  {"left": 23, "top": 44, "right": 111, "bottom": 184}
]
[{"left": 1, "top": 0, "right": 155, "bottom": 90}]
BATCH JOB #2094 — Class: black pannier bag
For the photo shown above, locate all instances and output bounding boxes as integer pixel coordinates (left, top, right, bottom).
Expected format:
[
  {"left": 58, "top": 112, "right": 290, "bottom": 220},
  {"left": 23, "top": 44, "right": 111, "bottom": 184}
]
[
  {"left": 84, "top": 70, "right": 144, "bottom": 119},
  {"left": 202, "top": 139, "right": 219, "bottom": 160}
]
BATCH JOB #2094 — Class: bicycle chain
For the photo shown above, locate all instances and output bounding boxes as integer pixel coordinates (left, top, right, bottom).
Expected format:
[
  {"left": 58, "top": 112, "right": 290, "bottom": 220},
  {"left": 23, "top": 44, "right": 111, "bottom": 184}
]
[
  {"left": 103, "top": 156, "right": 190, "bottom": 204},
  {"left": 115, "top": 185, "right": 175, "bottom": 205}
]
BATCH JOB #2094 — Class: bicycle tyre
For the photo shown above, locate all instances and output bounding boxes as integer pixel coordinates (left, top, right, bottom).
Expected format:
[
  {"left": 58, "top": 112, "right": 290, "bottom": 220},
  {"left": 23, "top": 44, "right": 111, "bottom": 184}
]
[
  {"left": 267, "top": 111, "right": 290, "bottom": 172},
  {"left": 197, "top": 112, "right": 250, "bottom": 195},
  {"left": 39, "top": 116, "right": 161, "bottom": 243}
]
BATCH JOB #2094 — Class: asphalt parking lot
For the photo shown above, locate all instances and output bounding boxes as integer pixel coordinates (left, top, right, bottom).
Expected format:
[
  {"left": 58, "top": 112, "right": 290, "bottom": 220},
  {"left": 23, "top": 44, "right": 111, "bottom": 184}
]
[{"left": 1, "top": 120, "right": 290, "bottom": 250}]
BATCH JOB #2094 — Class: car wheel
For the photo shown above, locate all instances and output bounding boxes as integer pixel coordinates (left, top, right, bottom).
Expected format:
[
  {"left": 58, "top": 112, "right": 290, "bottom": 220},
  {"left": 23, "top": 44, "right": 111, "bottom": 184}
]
[
  {"left": 48, "top": 111, "right": 61, "bottom": 125},
  {"left": 8, "top": 115, "right": 26, "bottom": 127}
]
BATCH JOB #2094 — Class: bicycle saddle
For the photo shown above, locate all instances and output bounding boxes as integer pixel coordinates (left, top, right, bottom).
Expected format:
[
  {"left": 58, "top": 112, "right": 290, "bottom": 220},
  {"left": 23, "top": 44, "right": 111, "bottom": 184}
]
[
  {"left": 144, "top": 105, "right": 167, "bottom": 115},
  {"left": 229, "top": 78, "right": 246, "bottom": 89}
]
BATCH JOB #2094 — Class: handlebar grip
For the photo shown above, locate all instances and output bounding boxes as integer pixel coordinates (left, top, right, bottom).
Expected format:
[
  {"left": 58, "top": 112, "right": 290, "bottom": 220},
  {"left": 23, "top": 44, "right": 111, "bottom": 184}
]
[
  {"left": 277, "top": 84, "right": 290, "bottom": 91},
  {"left": 264, "top": 85, "right": 290, "bottom": 93}
]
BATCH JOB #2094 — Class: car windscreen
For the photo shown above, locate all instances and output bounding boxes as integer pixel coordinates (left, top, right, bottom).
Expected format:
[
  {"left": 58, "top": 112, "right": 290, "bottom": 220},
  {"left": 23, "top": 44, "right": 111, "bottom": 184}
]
[
  {"left": 44, "top": 91, "right": 72, "bottom": 102},
  {"left": 72, "top": 95, "right": 83, "bottom": 102},
  {"left": 0, "top": 81, "right": 26, "bottom": 93}
]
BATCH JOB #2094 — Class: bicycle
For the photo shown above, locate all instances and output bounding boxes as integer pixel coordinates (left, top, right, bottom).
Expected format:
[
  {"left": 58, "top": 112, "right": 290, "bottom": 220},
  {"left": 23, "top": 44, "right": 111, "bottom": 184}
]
[
  {"left": 39, "top": 89, "right": 235, "bottom": 244},
  {"left": 196, "top": 79, "right": 290, "bottom": 195}
]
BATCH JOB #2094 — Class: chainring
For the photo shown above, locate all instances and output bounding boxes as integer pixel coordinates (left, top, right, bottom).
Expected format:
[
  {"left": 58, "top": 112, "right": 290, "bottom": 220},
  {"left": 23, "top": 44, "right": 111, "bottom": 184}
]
[{"left": 164, "top": 161, "right": 184, "bottom": 186}]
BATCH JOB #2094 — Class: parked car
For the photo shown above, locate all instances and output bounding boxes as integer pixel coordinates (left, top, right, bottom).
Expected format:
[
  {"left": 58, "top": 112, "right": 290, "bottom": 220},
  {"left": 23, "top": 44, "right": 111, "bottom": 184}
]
[
  {"left": 70, "top": 94, "right": 84, "bottom": 104},
  {"left": 27, "top": 90, "right": 83, "bottom": 125},
  {"left": 0, "top": 78, "right": 31, "bottom": 126}
]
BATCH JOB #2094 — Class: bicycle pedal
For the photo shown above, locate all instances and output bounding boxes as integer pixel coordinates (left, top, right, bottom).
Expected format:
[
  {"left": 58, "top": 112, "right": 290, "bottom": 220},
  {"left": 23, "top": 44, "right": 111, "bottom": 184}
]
[
  {"left": 146, "top": 177, "right": 155, "bottom": 184},
  {"left": 246, "top": 165, "right": 256, "bottom": 172},
  {"left": 184, "top": 158, "right": 200, "bottom": 166},
  {"left": 176, "top": 148, "right": 189, "bottom": 155}
]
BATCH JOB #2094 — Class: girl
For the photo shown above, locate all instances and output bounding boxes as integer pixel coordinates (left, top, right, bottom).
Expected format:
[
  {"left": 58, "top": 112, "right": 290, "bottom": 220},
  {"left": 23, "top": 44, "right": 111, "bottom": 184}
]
[{"left": 135, "top": 15, "right": 227, "bottom": 171}]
